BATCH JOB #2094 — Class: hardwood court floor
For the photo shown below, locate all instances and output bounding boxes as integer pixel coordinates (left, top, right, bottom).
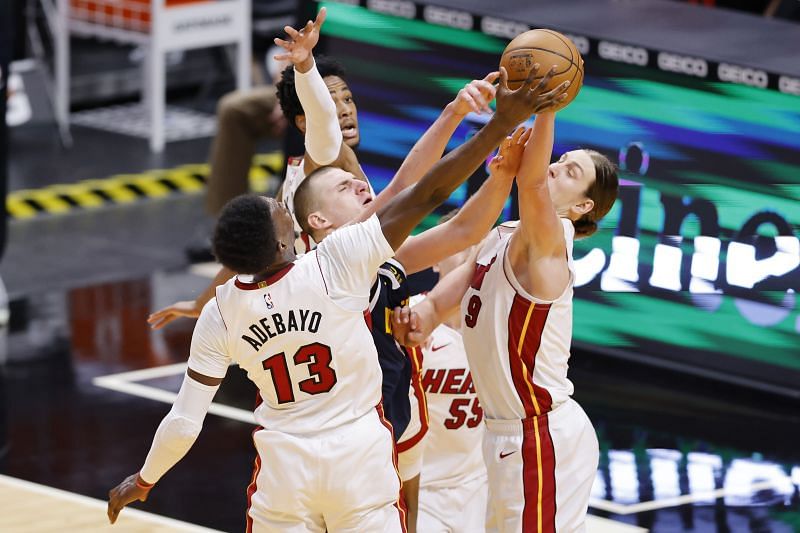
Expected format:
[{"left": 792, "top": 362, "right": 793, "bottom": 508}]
[{"left": 0, "top": 475, "right": 221, "bottom": 532}]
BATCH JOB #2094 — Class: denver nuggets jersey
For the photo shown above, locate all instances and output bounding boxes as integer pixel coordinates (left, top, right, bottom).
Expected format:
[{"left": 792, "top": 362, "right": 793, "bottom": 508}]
[
  {"left": 460, "top": 219, "right": 577, "bottom": 421},
  {"left": 188, "top": 215, "right": 394, "bottom": 434},
  {"left": 368, "top": 259, "right": 417, "bottom": 438},
  {"left": 419, "top": 323, "right": 487, "bottom": 489}
]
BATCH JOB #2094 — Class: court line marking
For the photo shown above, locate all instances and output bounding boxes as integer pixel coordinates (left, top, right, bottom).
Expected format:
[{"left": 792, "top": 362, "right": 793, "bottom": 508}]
[
  {"left": 0, "top": 474, "right": 224, "bottom": 532},
  {"left": 93, "top": 365, "right": 256, "bottom": 425},
  {"left": 92, "top": 364, "right": 782, "bottom": 516}
]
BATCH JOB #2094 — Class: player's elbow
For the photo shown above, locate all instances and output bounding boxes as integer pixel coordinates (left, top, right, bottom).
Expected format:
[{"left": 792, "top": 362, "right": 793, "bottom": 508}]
[{"left": 162, "top": 415, "right": 202, "bottom": 452}]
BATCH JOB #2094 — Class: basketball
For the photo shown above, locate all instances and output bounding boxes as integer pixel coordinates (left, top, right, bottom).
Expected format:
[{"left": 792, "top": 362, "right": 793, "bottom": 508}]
[{"left": 499, "top": 29, "right": 584, "bottom": 111}]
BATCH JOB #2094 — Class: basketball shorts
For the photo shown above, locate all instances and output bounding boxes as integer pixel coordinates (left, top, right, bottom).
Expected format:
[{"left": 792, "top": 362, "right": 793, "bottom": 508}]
[
  {"left": 247, "top": 407, "right": 406, "bottom": 532},
  {"left": 483, "top": 399, "right": 599, "bottom": 533},
  {"left": 418, "top": 474, "right": 489, "bottom": 533}
]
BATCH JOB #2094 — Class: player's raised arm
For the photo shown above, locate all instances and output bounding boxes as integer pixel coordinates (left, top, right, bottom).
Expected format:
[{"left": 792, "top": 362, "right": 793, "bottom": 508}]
[
  {"left": 274, "top": 8, "right": 341, "bottom": 166},
  {"left": 510, "top": 110, "right": 566, "bottom": 257},
  {"left": 366, "top": 73, "right": 499, "bottom": 216},
  {"left": 395, "top": 126, "right": 530, "bottom": 275},
  {"left": 376, "top": 66, "right": 569, "bottom": 251}
]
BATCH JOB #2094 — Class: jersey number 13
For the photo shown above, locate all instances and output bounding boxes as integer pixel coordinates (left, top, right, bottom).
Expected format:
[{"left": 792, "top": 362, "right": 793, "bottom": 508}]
[{"left": 262, "top": 342, "right": 337, "bottom": 404}]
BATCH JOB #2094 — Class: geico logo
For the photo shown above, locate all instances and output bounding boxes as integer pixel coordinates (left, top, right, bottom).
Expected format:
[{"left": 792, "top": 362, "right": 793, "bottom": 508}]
[
  {"left": 480, "top": 16, "right": 529, "bottom": 39},
  {"left": 423, "top": 6, "right": 473, "bottom": 30},
  {"left": 657, "top": 53, "right": 708, "bottom": 77},
  {"left": 564, "top": 34, "right": 590, "bottom": 55},
  {"left": 598, "top": 41, "right": 648, "bottom": 66},
  {"left": 778, "top": 76, "right": 800, "bottom": 96},
  {"left": 718, "top": 63, "right": 768, "bottom": 88},
  {"left": 367, "top": 0, "right": 415, "bottom": 19}
]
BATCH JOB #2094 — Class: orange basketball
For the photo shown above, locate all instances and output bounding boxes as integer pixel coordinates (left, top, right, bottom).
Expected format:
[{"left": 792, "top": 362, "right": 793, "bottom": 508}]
[{"left": 499, "top": 29, "right": 584, "bottom": 111}]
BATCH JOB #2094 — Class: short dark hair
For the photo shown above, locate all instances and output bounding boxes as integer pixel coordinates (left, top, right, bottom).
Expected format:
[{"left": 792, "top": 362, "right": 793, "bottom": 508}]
[
  {"left": 293, "top": 166, "right": 339, "bottom": 236},
  {"left": 212, "top": 195, "right": 278, "bottom": 275},
  {"left": 276, "top": 55, "right": 347, "bottom": 129}
]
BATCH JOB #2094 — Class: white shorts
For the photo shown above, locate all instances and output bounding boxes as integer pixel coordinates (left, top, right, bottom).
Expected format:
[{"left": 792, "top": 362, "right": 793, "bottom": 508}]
[
  {"left": 247, "top": 407, "right": 406, "bottom": 533},
  {"left": 483, "top": 399, "right": 598, "bottom": 533},
  {"left": 418, "top": 475, "right": 489, "bottom": 533}
]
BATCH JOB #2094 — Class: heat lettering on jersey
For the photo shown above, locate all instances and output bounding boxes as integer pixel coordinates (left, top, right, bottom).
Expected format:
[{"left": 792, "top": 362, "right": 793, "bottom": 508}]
[
  {"left": 422, "top": 368, "right": 475, "bottom": 394},
  {"left": 241, "top": 310, "right": 322, "bottom": 351}
]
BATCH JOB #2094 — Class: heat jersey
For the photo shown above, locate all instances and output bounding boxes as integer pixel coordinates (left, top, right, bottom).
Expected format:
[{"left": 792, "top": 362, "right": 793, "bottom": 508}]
[
  {"left": 460, "top": 219, "right": 577, "bottom": 421},
  {"left": 419, "top": 322, "right": 487, "bottom": 489},
  {"left": 188, "top": 214, "right": 394, "bottom": 434}
]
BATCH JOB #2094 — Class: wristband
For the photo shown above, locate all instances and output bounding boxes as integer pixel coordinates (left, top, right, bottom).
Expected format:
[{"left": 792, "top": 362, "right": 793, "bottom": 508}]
[{"left": 136, "top": 474, "right": 155, "bottom": 491}]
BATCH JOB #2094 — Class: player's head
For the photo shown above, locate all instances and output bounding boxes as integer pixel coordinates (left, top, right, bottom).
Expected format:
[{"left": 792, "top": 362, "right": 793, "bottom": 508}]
[
  {"left": 276, "top": 55, "right": 360, "bottom": 148},
  {"left": 293, "top": 166, "right": 373, "bottom": 241},
  {"left": 546, "top": 149, "right": 618, "bottom": 238},
  {"left": 212, "top": 195, "right": 296, "bottom": 274}
]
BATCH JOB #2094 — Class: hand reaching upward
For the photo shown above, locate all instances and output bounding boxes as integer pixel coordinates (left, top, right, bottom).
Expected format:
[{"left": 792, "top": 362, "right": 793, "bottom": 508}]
[
  {"left": 493, "top": 65, "right": 570, "bottom": 129},
  {"left": 273, "top": 7, "right": 327, "bottom": 73},
  {"left": 489, "top": 126, "right": 533, "bottom": 182}
]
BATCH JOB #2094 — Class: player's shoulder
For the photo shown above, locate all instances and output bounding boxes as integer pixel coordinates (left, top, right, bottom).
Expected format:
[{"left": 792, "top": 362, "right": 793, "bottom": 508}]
[
  {"left": 377, "top": 257, "right": 407, "bottom": 287},
  {"left": 196, "top": 296, "right": 227, "bottom": 334}
]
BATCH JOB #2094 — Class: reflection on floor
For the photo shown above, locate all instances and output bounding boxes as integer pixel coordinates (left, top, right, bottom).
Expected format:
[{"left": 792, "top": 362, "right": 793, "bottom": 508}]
[{"left": 2, "top": 274, "right": 799, "bottom": 532}]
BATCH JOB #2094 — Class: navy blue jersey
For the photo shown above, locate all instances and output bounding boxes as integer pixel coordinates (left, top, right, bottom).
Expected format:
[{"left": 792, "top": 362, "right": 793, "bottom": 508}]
[{"left": 368, "top": 259, "right": 413, "bottom": 439}]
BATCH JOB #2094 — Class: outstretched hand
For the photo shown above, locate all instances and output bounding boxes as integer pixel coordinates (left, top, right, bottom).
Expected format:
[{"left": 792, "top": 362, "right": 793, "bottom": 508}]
[
  {"left": 273, "top": 7, "right": 327, "bottom": 72},
  {"left": 488, "top": 126, "right": 533, "bottom": 182},
  {"left": 493, "top": 65, "right": 570, "bottom": 128},
  {"left": 107, "top": 473, "right": 151, "bottom": 524},
  {"left": 451, "top": 72, "right": 500, "bottom": 116},
  {"left": 147, "top": 300, "right": 201, "bottom": 330}
]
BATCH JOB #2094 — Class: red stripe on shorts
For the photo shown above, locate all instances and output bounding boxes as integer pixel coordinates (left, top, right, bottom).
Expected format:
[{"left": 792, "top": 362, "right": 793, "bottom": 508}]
[
  {"left": 396, "top": 346, "right": 429, "bottom": 453},
  {"left": 539, "top": 414, "right": 557, "bottom": 532},
  {"left": 245, "top": 430, "right": 263, "bottom": 533},
  {"left": 376, "top": 403, "right": 408, "bottom": 533},
  {"left": 520, "top": 415, "right": 556, "bottom": 533}
]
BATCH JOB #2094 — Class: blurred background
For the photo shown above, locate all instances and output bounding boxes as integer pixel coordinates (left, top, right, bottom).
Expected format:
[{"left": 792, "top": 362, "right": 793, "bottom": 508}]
[{"left": 1, "top": 0, "right": 799, "bottom": 531}]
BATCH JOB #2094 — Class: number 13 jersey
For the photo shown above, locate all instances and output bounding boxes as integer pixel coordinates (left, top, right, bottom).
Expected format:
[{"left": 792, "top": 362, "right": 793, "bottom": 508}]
[
  {"left": 188, "top": 215, "right": 394, "bottom": 434},
  {"left": 460, "top": 220, "right": 577, "bottom": 421}
]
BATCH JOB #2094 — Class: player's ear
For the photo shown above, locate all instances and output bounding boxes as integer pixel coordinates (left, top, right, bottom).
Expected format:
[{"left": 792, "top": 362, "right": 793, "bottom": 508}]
[
  {"left": 307, "top": 211, "right": 330, "bottom": 233},
  {"left": 571, "top": 198, "right": 594, "bottom": 217},
  {"left": 295, "top": 114, "right": 306, "bottom": 133}
]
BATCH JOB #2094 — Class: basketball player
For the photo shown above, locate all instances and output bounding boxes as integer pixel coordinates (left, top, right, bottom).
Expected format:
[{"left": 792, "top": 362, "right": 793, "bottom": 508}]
[
  {"left": 145, "top": 9, "right": 523, "bottom": 525},
  {"left": 393, "top": 111, "right": 619, "bottom": 532},
  {"left": 407, "top": 213, "right": 490, "bottom": 533},
  {"left": 107, "top": 65, "right": 563, "bottom": 531}
]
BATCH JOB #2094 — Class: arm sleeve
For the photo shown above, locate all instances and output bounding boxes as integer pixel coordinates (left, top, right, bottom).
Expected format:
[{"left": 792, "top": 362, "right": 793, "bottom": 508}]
[
  {"left": 187, "top": 299, "right": 232, "bottom": 379},
  {"left": 294, "top": 60, "right": 342, "bottom": 165},
  {"left": 138, "top": 373, "right": 220, "bottom": 484},
  {"left": 315, "top": 214, "right": 395, "bottom": 311}
]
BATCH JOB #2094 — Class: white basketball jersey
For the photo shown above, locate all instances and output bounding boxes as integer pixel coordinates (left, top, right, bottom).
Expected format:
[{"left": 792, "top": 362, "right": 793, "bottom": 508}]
[
  {"left": 188, "top": 215, "right": 394, "bottom": 434},
  {"left": 419, "top": 322, "right": 487, "bottom": 489},
  {"left": 460, "top": 220, "right": 576, "bottom": 421},
  {"left": 282, "top": 157, "right": 374, "bottom": 254}
]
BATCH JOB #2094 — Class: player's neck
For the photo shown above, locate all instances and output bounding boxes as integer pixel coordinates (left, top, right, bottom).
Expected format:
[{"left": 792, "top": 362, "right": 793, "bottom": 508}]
[{"left": 253, "top": 256, "right": 295, "bottom": 282}]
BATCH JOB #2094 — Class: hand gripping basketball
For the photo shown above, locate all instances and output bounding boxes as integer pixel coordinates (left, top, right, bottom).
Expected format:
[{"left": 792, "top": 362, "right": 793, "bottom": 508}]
[{"left": 494, "top": 65, "right": 569, "bottom": 127}]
